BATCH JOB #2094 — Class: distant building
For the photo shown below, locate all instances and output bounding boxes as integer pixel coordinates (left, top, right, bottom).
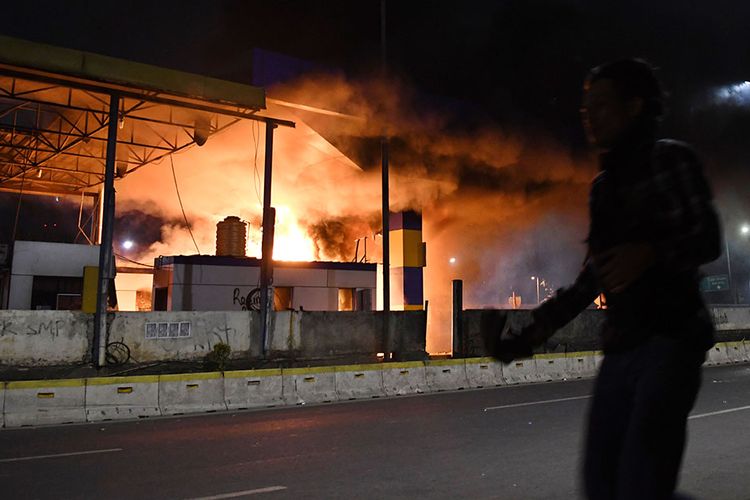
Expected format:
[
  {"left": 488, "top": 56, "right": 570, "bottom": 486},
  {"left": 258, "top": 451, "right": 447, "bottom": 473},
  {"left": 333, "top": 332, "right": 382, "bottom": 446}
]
[
  {"left": 5, "top": 241, "right": 99, "bottom": 310},
  {"left": 152, "top": 255, "right": 376, "bottom": 312},
  {"left": 3, "top": 240, "right": 148, "bottom": 311}
]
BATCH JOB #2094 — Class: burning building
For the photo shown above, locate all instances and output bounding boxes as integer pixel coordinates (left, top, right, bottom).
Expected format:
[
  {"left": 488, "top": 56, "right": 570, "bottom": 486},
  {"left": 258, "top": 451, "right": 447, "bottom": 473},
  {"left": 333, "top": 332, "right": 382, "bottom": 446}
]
[
  {"left": 152, "top": 255, "right": 376, "bottom": 312},
  {"left": 0, "top": 39, "right": 595, "bottom": 355}
]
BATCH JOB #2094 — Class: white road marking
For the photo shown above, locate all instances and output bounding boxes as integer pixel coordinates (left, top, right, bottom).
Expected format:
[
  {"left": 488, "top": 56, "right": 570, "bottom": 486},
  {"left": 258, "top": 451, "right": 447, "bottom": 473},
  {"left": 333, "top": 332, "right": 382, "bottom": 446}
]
[
  {"left": 484, "top": 395, "right": 591, "bottom": 412},
  {"left": 186, "top": 486, "right": 288, "bottom": 499},
  {"left": 0, "top": 448, "right": 123, "bottom": 463},
  {"left": 689, "top": 404, "right": 750, "bottom": 420}
]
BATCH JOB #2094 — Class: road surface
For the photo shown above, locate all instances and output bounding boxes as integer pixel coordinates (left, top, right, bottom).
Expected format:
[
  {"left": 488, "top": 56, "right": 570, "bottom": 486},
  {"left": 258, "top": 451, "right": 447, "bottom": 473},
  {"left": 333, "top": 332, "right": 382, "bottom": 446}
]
[{"left": 1, "top": 364, "right": 750, "bottom": 499}]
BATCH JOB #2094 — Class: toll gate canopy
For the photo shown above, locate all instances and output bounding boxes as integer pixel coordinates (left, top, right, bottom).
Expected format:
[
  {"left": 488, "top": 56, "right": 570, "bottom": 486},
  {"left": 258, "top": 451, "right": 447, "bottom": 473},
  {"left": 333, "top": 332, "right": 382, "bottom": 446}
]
[
  {"left": 0, "top": 35, "right": 293, "bottom": 366},
  {"left": 0, "top": 35, "right": 291, "bottom": 219}
]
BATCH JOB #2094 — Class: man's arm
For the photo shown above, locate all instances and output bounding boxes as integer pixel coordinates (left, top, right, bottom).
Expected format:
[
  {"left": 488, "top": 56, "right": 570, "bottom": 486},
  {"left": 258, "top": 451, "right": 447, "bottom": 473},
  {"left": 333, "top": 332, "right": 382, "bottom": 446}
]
[
  {"left": 650, "top": 141, "right": 722, "bottom": 270},
  {"left": 525, "top": 261, "right": 600, "bottom": 344},
  {"left": 493, "top": 262, "right": 599, "bottom": 362}
]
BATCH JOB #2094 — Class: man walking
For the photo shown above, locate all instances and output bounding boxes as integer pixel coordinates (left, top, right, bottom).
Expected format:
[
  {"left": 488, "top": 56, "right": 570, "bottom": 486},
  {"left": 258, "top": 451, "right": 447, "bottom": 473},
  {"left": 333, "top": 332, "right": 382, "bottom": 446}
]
[{"left": 493, "top": 59, "right": 721, "bottom": 499}]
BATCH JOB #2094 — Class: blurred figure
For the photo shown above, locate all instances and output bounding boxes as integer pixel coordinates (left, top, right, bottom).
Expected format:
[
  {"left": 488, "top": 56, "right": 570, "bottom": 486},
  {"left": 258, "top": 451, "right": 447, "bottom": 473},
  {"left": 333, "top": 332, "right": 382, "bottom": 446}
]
[{"left": 491, "top": 59, "right": 721, "bottom": 499}]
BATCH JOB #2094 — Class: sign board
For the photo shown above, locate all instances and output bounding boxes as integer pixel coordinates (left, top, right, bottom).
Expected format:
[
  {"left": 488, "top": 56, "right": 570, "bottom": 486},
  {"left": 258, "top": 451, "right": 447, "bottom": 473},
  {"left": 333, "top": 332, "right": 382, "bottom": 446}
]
[{"left": 700, "top": 274, "right": 730, "bottom": 292}]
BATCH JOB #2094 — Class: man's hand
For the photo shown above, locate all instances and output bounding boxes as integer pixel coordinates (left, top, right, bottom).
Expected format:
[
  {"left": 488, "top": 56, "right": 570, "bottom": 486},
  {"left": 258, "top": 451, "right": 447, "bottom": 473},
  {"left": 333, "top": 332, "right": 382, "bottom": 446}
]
[
  {"left": 489, "top": 321, "right": 550, "bottom": 364},
  {"left": 494, "top": 333, "right": 534, "bottom": 364},
  {"left": 594, "top": 242, "right": 655, "bottom": 293}
]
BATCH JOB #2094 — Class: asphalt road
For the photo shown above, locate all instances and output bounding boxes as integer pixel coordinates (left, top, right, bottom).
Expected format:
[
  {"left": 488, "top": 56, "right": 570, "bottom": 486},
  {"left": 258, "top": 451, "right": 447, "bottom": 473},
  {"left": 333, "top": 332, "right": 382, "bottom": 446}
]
[{"left": 1, "top": 364, "right": 750, "bottom": 500}]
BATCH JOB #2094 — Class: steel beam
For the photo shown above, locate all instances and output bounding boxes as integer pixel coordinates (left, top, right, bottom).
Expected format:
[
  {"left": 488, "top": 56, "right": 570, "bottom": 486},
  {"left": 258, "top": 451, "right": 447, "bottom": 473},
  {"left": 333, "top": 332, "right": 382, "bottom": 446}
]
[{"left": 0, "top": 67, "right": 295, "bottom": 128}]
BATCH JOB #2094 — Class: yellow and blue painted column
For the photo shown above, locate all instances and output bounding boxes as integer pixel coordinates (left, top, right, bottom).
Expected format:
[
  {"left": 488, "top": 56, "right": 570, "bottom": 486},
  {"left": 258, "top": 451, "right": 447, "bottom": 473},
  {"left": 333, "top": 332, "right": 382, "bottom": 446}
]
[{"left": 389, "top": 211, "right": 426, "bottom": 311}]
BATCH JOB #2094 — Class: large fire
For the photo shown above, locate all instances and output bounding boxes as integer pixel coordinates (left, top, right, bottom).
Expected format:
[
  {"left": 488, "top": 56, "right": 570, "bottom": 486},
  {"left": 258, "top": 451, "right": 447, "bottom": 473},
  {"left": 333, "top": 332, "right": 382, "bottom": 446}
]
[
  {"left": 251, "top": 205, "right": 317, "bottom": 262},
  {"left": 115, "top": 74, "right": 592, "bottom": 353}
]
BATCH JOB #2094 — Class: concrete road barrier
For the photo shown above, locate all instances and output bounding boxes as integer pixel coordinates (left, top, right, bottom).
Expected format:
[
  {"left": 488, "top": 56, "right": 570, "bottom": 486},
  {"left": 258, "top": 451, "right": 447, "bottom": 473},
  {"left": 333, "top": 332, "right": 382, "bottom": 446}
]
[
  {"left": 4, "top": 379, "right": 86, "bottom": 427},
  {"left": 706, "top": 343, "right": 730, "bottom": 366},
  {"left": 465, "top": 358, "right": 503, "bottom": 388},
  {"left": 86, "top": 375, "right": 161, "bottom": 421},
  {"left": 159, "top": 372, "right": 226, "bottom": 415},
  {"left": 334, "top": 364, "right": 384, "bottom": 400},
  {"left": 382, "top": 361, "right": 428, "bottom": 396},
  {"left": 565, "top": 352, "right": 597, "bottom": 379},
  {"left": 283, "top": 367, "right": 338, "bottom": 405},
  {"left": 724, "top": 341, "right": 747, "bottom": 364},
  {"left": 224, "top": 369, "right": 284, "bottom": 410},
  {"left": 591, "top": 351, "right": 606, "bottom": 375},
  {"left": 534, "top": 354, "right": 568, "bottom": 382},
  {"left": 425, "top": 359, "right": 470, "bottom": 391},
  {"left": 4, "top": 349, "right": 749, "bottom": 428},
  {"left": 501, "top": 358, "right": 539, "bottom": 385}
]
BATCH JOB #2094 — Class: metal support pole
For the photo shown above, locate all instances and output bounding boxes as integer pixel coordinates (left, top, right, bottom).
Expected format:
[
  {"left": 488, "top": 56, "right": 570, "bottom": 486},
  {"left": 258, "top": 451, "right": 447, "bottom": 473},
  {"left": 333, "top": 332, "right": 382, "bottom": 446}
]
[
  {"left": 95, "top": 186, "right": 105, "bottom": 244},
  {"left": 380, "top": 0, "right": 391, "bottom": 361},
  {"left": 93, "top": 93, "right": 119, "bottom": 367},
  {"left": 452, "top": 279, "right": 463, "bottom": 358},
  {"left": 381, "top": 138, "right": 391, "bottom": 360},
  {"left": 724, "top": 231, "right": 736, "bottom": 304},
  {"left": 259, "top": 122, "right": 277, "bottom": 356}
]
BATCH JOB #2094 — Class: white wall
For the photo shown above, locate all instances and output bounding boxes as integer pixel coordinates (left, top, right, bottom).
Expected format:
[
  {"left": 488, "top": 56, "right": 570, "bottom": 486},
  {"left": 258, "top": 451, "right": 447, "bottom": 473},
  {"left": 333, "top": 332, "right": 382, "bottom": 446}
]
[
  {"left": 275, "top": 267, "right": 327, "bottom": 287},
  {"left": 172, "top": 264, "right": 260, "bottom": 286},
  {"left": 711, "top": 306, "right": 750, "bottom": 331},
  {"left": 0, "top": 310, "right": 91, "bottom": 365},
  {"left": 110, "top": 311, "right": 254, "bottom": 363},
  {"left": 171, "top": 284, "right": 258, "bottom": 311}
]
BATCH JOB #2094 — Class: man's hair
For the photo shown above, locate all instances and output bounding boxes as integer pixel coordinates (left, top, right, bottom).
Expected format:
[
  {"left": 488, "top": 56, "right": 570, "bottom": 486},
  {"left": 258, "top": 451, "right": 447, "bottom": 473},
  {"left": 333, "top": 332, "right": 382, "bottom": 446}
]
[{"left": 586, "top": 58, "right": 665, "bottom": 120}]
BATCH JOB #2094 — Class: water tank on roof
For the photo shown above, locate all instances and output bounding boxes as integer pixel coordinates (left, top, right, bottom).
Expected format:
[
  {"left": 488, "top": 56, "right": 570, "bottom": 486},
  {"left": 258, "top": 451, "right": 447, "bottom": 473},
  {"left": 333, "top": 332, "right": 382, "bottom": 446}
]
[{"left": 216, "top": 216, "right": 247, "bottom": 257}]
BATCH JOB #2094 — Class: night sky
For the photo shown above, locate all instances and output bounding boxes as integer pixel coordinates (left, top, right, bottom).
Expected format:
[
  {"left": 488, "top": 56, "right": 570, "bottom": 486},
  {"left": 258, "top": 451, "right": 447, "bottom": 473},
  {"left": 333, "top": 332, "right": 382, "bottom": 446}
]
[
  {"left": 2, "top": 1, "right": 750, "bottom": 300},
  {"left": 3, "top": 2, "right": 749, "bottom": 118}
]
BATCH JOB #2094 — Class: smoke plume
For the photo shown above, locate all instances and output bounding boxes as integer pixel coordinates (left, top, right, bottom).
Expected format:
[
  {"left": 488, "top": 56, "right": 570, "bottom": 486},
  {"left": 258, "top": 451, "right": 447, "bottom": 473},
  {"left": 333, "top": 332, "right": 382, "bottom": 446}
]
[{"left": 116, "top": 72, "right": 596, "bottom": 352}]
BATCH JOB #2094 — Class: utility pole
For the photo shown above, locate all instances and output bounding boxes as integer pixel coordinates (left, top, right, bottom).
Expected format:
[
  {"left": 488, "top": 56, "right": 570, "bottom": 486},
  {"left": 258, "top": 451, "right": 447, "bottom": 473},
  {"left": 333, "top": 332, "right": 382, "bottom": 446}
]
[
  {"left": 259, "top": 122, "right": 277, "bottom": 356},
  {"left": 531, "top": 276, "right": 541, "bottom": 304},
  {"left": 724, "top": 232, "right": 735, "bottom": 304},
  {"left": 380, "top": 0, "right": 391, "bottom": 361},
  {"left": 93, "top": 93, "right": 119, "bottom": 367}
]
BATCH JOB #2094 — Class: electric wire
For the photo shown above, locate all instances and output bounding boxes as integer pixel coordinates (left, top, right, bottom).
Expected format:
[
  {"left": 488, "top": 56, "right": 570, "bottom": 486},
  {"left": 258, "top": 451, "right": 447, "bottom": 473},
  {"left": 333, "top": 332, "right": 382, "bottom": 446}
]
[
  {"left": 114, "top": 253, "right": 154, "bottom": 268},
  {"left": 169, "top": 154, "right": 201, "bottom": 255}
]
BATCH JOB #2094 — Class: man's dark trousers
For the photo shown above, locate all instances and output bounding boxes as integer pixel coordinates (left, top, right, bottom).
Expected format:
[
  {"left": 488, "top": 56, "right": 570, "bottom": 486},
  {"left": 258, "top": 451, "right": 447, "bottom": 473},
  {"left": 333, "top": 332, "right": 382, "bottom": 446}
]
[{"left": 583, "top": 335, "right": 705, "bottom": 500}]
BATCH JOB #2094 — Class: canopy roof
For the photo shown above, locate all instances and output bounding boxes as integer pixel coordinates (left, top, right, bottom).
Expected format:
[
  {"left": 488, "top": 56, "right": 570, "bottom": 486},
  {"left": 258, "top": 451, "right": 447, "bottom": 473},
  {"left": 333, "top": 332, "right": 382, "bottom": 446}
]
[{"left": 0, "top": 35, "right": 292, "bottom": 198}]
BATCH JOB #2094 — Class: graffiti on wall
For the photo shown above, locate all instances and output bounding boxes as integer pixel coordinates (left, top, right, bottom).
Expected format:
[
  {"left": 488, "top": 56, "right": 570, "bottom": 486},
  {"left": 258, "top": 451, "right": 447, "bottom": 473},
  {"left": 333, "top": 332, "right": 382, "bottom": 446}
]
[
  {"left": 232, "top": 287, "right": 260, "bottom": 311},
  {"left": 0, "top": 319, "right": 65, "bottom": 337}
]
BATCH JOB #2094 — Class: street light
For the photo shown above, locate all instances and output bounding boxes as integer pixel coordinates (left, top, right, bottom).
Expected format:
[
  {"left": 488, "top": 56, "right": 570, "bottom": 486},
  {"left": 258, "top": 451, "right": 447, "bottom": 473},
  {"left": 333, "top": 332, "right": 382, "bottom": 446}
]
[{"left": 531, "top": 276, "right": 541, "bottom": 304}]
